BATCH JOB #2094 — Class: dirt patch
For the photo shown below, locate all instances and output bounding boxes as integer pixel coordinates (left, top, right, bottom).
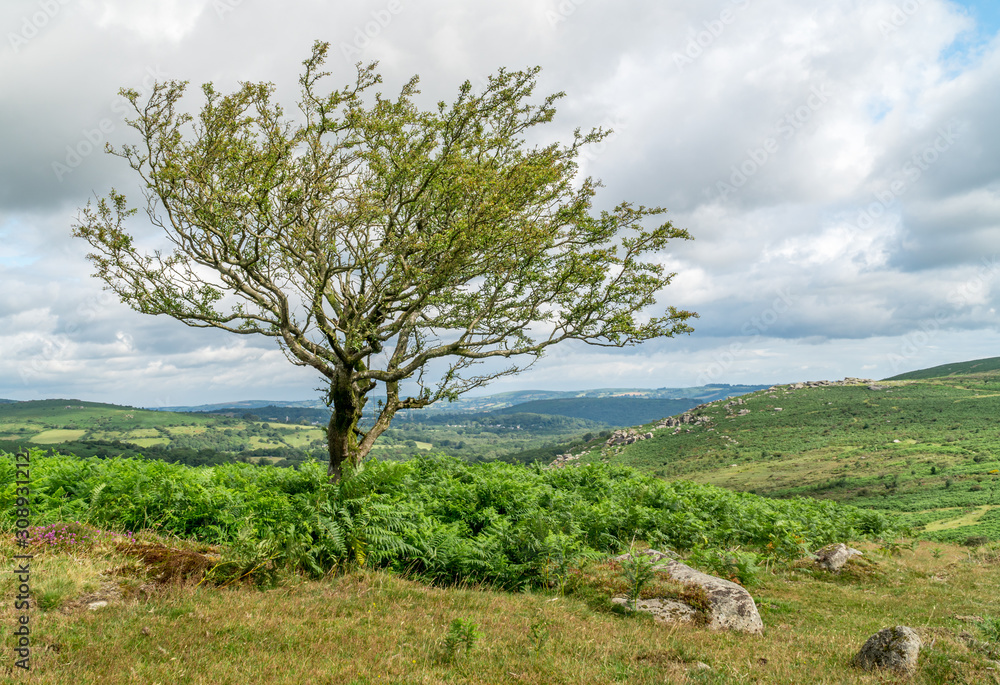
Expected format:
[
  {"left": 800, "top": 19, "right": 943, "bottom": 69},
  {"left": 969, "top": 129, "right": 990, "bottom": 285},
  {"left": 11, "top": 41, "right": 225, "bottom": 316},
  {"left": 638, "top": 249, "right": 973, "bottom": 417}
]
[
  {"left": 60, "top": 581, "right": 123, "bottom": 613},
  {"left": 113, "top": 541, "right": 221, "bottom": 585}
]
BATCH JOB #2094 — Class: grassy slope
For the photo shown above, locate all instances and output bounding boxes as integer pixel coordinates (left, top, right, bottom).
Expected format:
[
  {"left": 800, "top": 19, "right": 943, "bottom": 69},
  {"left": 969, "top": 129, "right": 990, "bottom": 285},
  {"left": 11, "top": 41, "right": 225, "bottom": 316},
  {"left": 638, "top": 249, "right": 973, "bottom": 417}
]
[
  {"left": 886, "top": 355, "right": 1000, "bottom": 380},
  {"left": 566, "top": 371, "right": 1000, "bottom": 542},
  {"left": 2, "top": 532, "right": 999, "bottom": 684}
]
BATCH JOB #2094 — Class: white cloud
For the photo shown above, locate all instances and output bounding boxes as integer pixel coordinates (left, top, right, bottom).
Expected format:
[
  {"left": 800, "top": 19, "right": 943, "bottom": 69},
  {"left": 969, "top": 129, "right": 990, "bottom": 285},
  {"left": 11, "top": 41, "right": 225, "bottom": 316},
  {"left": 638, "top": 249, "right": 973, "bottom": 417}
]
[{"left": 0, "top": 0, "right": 998, "bottom": 404}]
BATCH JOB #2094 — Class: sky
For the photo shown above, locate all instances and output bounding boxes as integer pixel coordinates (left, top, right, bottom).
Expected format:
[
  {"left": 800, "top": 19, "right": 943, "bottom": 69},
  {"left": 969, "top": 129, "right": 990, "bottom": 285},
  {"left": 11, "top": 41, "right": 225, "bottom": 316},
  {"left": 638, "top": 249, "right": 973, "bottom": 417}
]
[{"left": 1, "top": 0, "right": 999, "bottom": 408}]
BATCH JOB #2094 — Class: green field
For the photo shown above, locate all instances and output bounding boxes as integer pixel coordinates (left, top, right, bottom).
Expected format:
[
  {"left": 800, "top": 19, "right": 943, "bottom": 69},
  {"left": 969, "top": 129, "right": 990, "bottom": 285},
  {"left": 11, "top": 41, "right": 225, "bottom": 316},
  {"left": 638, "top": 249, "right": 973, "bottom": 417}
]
[{"left": 31, "top": 429, "right": 88, "bottom": 444}]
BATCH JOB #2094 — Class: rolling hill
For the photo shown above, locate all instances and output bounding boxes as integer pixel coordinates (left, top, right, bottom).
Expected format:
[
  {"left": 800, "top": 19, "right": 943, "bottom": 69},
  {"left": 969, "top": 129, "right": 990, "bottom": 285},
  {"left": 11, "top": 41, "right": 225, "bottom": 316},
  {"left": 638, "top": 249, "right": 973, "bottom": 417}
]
[
  {"left": 885, "top": 355, "right": 1000, "bottom": 380},
  {"left": 156, "top": 384, "right": 770, "bottom": 415},
  {"left": 542, "top": 363, "right": 1000, "bottom": 543}
]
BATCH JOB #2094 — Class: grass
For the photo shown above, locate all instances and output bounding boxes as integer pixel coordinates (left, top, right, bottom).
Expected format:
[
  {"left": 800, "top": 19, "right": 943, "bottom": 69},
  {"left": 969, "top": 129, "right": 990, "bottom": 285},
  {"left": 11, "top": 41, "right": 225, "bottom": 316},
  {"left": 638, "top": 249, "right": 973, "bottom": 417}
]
[
  {"left": 30, "top": 430, "right": 88, "bottom": 444},
  {"left": 125, "top": 438, "right": 171, "bottom": 448},
  {"left": 922, "top": 505, "right": 997, "bottom": 532},
  {"left": 278, "top": 426, "right": 325, "bottom": 448},
  {"left": 2, "top": 530, "right": 999, "bottom": 684}
]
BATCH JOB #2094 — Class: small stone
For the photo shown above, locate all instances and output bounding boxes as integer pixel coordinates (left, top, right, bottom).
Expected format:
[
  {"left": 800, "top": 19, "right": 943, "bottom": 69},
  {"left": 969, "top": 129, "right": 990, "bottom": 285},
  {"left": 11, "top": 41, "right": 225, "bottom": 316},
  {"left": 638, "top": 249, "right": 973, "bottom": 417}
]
[
  {"left": 853, "top": 626, "right": 921, "bottom": 676},
  {"left": 87, "top": 601, "right": 109, "bottom": 611}
]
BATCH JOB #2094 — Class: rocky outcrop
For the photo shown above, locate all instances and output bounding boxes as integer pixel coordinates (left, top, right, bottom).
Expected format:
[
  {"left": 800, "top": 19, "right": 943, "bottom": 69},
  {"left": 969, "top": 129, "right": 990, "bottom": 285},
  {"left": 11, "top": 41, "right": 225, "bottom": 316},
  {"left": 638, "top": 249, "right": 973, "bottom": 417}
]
[
  {"left": 605, "top": 429, "right": 654, "bottom": 446},
  {"left": 814, "top": 543, "right": 863, "bottom": 572},
  {"left": 655, "top": 413, "right": 712, "bottom": 433},
  {"left": 852, "top": 626, "right": 921, "bottom": 675},
  {"left": 548, "top": 452, "right": 581, "bottom": 469},
  {"left": 776, "top": 377, "right": 876, "bottom": 391}
]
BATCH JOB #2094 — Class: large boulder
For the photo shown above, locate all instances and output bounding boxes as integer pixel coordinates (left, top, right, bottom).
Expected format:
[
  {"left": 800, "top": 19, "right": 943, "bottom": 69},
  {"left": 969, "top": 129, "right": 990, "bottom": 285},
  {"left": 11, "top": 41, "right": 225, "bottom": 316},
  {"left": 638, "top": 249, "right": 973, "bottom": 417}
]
[
  {"left": 852, "top": 626, "right": 921, "bottom": 675},
  {"left": 814, "top": 543, "right": 864, "bottom": 572},
  {"left": 612, "top": 552, "right": 764, "bottom": 634},
  {"left": 661, "top": 560, "right": 763, "bottom": 634}
]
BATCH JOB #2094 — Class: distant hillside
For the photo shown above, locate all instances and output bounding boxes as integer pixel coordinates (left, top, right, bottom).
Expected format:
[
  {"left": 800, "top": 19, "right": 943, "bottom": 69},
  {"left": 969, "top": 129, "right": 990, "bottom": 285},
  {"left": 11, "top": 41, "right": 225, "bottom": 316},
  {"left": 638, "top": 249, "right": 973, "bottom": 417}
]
[
  {"left": 155, "top": 399, "right": 327, "bottom": 412},
  {"left": 157, "top": 384, "right": 771, "bottom": 415},
  {"left": 0, "top": 399, "right": 18, "bottom": 404},
  {"left": 0, "top": 399, "right": 139, "bottom": 416},
  {"left": 495, "top": 397, "right": 696, "bottom": 426},
  {"left": 203, "top": 405, "right": 330, "bottom": 424},
  {"left": 885, "top": 356, "right": 1000, "bottom": 381}
]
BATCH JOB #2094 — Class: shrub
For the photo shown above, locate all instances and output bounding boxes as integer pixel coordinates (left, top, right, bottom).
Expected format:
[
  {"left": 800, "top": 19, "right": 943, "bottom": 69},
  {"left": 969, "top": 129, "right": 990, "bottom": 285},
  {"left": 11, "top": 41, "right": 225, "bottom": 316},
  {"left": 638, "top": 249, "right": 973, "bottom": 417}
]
[{"left": 1, "top": 450, "right": 897, "bottom": 587}]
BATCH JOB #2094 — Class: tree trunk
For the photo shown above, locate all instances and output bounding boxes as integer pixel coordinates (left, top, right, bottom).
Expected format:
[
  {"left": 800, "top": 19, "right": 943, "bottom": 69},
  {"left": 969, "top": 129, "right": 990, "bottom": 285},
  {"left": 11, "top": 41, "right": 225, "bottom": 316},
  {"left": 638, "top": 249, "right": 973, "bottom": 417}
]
[{"left": 326, "top": 372, "right": 367, "bottom": 481}]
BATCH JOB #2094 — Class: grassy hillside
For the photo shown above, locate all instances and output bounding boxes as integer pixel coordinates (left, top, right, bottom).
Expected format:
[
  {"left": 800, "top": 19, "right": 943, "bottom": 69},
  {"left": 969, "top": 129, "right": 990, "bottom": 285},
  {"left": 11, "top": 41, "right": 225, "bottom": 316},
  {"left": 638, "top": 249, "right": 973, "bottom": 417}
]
[
  {"left": 2, "top": 450, "right": 998, "bottom": 683},
  {"left": 886, "top": 355, "right": 1000, "bottom": 380},
  {"left": 495, "top": 397, "right": 696, "bottom": 426},
  {"left": 557, "top": 372, "right": 1000, "bottom": 543}
]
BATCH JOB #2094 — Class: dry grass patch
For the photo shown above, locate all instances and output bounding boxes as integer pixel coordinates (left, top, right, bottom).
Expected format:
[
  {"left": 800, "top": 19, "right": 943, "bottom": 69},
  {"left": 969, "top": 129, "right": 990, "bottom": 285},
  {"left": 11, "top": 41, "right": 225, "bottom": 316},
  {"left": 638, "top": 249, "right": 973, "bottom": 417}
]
[{"left": 2, "top": 538, "right": 1000, "bottom": 683}]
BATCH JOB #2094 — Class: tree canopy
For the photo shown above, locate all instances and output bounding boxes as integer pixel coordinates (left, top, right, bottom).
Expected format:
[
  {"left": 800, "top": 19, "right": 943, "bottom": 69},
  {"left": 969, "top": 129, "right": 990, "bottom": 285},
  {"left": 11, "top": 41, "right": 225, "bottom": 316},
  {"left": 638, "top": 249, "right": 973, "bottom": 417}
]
[{"left": 73, "top": 41, "right": 696, "bottom": 479}]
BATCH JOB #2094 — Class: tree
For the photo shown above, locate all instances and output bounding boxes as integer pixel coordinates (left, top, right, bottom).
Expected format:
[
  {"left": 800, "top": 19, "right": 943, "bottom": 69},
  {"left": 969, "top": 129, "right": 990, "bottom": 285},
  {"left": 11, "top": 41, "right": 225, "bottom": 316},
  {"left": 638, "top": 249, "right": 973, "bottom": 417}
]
[{"left": 72, "top": 41, "right": 696, "bottom": 480}]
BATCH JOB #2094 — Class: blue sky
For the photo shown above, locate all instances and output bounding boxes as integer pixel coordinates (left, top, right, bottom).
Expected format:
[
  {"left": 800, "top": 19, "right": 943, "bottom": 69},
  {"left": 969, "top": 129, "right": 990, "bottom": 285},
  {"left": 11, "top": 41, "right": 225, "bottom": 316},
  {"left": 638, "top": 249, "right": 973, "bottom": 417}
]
[{"left": 1, "top": 0, "right": 999, "bottom": 407}]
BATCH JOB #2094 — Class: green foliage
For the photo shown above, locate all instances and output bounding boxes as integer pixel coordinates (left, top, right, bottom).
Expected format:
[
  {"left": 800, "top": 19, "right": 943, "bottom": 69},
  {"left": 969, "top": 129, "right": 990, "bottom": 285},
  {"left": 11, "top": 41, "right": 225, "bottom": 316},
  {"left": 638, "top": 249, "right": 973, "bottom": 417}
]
[
  {"left": 1, "top": 449, "right": 896, "bottom": 588},
  {"left": 620, "top": 551, "right": 657, "bottom": 610},
  {"left": 72, "top": 41, "right": 697, "bottom": 478},
  {"left": 979, "top": 616, "right": 1000, "bottom": 644},
  {"left": 438, "top": 618, "right": 481, "bottom": 663},
  {"left": 527, "top": 613, "right": 551, "bottom": 655},
  {"left": 686, "top": 547, "right": 762, "bottom": 587},
  {"left": 204, "top": 527, "right": 281, "bottom": 588}
]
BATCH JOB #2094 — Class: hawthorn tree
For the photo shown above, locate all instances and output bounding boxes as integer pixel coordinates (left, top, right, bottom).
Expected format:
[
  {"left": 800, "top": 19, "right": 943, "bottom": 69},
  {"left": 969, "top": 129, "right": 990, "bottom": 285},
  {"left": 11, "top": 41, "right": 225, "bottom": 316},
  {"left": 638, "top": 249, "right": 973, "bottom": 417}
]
[{"left": 73, "top": 41, "right": 696, "bottom": 480}]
